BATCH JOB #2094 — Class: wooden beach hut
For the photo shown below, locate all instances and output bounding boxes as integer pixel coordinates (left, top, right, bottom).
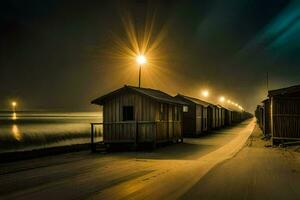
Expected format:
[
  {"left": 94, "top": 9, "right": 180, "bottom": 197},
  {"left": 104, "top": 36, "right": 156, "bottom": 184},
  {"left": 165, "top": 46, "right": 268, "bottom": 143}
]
[
  {"left": 214, "top": 105, "right": 222, "bottom": 129},
  {"left": 211, "top": 105, "right": 217, "bottom": 129},
  {"left": 217, "top": 105, "right": 224, "bottom": 127},
  {"left": 218, "top": 105, "right": 227, "bottom": 127},
  {"left": 225, "top": 107, "right": 232, "bottom": 126},
  {"left": 175, "top": 94, "right": 212, "bottom": 136},
  {"left": 231, "top": 110, "right": 240, "bottom": 124},
  {"left": 91, "top": 85, "right": 186, "bottom": 149},
  {"left": 262, "top": 98, "right": 271, "bottom": 136},
  {"left": 255, "top": 105, "right": 264, "bottom": 131},
  {"left": 267, "top": 85, "right": 300, "bottom": 144}
]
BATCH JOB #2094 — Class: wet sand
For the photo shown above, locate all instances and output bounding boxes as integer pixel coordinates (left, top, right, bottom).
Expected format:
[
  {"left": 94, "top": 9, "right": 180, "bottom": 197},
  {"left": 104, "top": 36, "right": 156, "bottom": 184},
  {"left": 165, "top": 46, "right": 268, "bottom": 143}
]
[{"left": 0, "top": 119, "right": 255, "bottom": 200}]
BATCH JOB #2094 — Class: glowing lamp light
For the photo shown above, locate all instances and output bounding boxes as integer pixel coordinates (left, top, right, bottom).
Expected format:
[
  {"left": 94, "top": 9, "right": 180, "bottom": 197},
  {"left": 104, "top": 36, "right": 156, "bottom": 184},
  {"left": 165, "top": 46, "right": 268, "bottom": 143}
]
[
  {"left": 219, "top": 96, "right": 225, "bottom": 102},
  {"left": 136, "top": 55, "right": 147, "bottom": 88},
  {"left": 136, "top": 55, "right": 147, "bottom": 65},
  {"left": 201, "top": 90, "right": 209, "bottom": 98},
  {"left": 12, "top": 102, "right": 17, "bottom": 107}
]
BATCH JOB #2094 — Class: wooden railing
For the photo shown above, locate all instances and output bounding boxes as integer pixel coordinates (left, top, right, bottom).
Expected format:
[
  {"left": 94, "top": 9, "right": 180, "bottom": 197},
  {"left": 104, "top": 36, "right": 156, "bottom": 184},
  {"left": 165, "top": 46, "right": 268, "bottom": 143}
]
[
  {"left": 90, "top": 123, "right": 103, "bottom": 152},
  {"left": 91, "top": 121, "right": 182, "bottom": 152}
]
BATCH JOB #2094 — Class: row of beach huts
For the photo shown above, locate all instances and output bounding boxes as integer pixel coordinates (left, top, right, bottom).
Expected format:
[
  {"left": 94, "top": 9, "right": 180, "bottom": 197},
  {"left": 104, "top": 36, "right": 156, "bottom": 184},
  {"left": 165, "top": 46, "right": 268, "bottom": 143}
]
[
  {"left": 90, "top": 85, "right": 252, "bottom": 150},
  {"left": 255, "top": 84, "right": 300, "bottom": 145}
]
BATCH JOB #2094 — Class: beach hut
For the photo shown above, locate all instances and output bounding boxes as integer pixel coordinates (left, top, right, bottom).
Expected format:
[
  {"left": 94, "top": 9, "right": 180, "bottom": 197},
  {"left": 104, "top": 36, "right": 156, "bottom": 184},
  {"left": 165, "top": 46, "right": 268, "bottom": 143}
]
[
  {"left": 267, "top": 85, "right": 300, "bottom": 144},
  {"left": 225, "top": 107, "right": 232, "bottom": 126},
  {"left": 255, "top": 105, "right": 264, "bottom": 130},
  {"left": 175, "top": 94, "right": 212, "bottom": 136},
  {"left": 231, "top": 110, "right": 240, "bottom": 124},
  {"left": 218, "top": 105, "right": 227, "bottom": 127},
  {"left": 214, "top": 105, "right": 222, "bottom": 129},
  {"left": 262, "top": 99, "right": 271, "bottom": 136},
  {"left": 211, "top": 105, "right": 217, "bottom": 129},
  {"left": 91, "top": 85, "right": 186, "bottom": 149},
  {"left": 217, "top": 105, "right": 224, "bottom": 127}
]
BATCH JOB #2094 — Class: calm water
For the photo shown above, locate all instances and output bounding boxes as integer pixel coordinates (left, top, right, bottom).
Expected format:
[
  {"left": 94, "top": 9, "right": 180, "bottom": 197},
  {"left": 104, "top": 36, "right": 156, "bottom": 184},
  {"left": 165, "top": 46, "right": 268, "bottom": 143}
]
[{"left": 0, "top": 111, "right": 102, "bottom": 153}]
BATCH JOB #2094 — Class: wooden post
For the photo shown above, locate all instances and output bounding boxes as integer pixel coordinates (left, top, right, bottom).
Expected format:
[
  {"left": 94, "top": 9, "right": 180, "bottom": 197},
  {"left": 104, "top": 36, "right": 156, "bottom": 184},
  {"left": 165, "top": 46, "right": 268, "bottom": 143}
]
[
  {"left": 91, "top": 123, "right": 95, "bottom": 152},
  {"left": 138, "top": 65, "right": 141, "bottom": 88},
  {"left": 135, "top": 121, "right": 138, "bottom": 149},
  {"left": 153, "top": 122, "right": 157, "bottom": 149}
]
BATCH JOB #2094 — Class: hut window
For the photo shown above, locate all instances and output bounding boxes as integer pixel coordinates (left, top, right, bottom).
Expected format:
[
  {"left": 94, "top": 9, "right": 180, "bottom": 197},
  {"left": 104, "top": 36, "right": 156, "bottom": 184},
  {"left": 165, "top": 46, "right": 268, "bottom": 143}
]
[
  {"left": 123, "top": 106, "right": 134, "bottom": 121},
  {"left": 183, "top": 106, "right": 189, "bottom": 112}
]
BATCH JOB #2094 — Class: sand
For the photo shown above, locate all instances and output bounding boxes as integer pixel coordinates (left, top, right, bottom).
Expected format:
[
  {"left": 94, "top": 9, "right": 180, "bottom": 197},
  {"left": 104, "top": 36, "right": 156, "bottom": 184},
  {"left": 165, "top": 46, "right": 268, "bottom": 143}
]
[{"left": 0, "top": 119, "right": 257, "bottom": 200}]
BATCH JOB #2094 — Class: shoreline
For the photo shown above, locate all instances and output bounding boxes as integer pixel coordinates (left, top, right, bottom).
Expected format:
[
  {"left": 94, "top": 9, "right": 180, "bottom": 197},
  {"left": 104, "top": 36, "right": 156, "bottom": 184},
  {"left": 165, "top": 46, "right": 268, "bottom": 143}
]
[{"left": 0, "top": 143, "right": 90, "bottom": 163}]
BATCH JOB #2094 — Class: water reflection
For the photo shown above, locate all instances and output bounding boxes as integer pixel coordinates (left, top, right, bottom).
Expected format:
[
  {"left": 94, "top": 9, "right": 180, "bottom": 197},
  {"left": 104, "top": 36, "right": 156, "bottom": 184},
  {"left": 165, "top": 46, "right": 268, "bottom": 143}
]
[
  {"left": 12, "top": 124, "right": 22, "bottom": 141},
  {"left": 12, "top": 112, "right": 17, "bottom": 120}
]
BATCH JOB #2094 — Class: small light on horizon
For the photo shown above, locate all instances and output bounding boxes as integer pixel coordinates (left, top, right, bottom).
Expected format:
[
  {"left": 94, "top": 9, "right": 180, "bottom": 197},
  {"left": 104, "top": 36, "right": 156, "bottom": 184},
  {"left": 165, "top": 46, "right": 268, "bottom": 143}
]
[
  {"left": 12, "top": 112, "right": 17, "bottom": 120},
  {"left": 11, "top": 101, "right": 17, "bottom": 112},
  {"left": 12, "top": 101, "right": 17, "bottom": 107},
  {"left": 136, "top": 55, "right": 147, "bottom": 65}
]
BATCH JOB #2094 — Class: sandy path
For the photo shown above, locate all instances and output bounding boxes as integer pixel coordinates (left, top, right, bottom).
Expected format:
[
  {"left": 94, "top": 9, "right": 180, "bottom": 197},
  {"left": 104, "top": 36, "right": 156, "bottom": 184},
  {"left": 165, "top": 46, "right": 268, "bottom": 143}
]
[{"left": 181, "top": 125, "right": 300, "bottom": 200}]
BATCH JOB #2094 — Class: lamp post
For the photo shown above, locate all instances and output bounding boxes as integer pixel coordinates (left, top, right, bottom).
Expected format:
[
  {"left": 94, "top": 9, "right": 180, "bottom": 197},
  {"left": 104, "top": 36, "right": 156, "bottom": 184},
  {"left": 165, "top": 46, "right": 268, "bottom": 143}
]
[
  {"left": 136, "top": 55, "right": 146, "bottom": 88},
  {"left": 12, "top": 101, "right": 17, "bottom": 112}
]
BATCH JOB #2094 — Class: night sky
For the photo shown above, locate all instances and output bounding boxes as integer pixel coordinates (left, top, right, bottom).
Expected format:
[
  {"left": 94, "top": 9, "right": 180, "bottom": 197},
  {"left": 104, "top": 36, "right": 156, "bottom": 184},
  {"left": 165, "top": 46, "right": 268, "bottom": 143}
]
[{"left": 1, "top": 0, "right": 300, "bottom": 112}]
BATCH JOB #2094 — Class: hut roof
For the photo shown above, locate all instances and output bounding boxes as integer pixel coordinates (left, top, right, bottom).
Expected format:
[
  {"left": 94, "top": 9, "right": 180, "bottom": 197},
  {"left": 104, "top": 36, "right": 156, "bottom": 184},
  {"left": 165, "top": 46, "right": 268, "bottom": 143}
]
[
  {"left": 261, "top": 98, "right": 269, "bottom": 103},
  {"left": 91, "top": 85, "right": 187, "bottom": 105},
  {"left": 175, "top": 94, "right": 213, "bottom": 107},
  {"left": 268, "top": 84, "right": 300, "bottom": 97},
  {"left": 218, "top": 104, "right": 232, "bottom": 111}
]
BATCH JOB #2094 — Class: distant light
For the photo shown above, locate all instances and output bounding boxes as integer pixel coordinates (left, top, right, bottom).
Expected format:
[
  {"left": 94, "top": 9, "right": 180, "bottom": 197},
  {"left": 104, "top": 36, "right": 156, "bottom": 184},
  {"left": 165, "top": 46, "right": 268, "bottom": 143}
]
[
  {"left": 219, "top": 96, "right": 225, "bottom": 102},
  {"left": 201, "top": 90, "right": 209, "bottom": 98},
  {"left": 12, "top": 101, "right": 17, "bottom": 107},
  {"left": 136, "top": 55, "right": 147, "bottom": 65},
  {"left": 12, "top": 112, "right": 17, "bottom": 120},
  {"left": 11, "top": 101, "right": 17, "bottom": 112}
]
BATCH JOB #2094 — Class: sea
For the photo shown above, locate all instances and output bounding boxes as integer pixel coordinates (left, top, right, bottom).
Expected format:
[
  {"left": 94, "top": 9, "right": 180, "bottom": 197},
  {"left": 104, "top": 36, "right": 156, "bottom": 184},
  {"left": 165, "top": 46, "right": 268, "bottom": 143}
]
[{"left": 0, "top": 111, "right": 102, "bottom": 153}]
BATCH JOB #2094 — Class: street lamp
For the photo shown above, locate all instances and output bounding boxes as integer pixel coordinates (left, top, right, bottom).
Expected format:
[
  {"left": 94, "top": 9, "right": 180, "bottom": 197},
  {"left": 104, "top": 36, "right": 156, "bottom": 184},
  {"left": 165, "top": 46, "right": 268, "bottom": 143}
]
[
  {"left": 201, "top": 90, "right": 209, "bottom": 98},
  {"left": 11, "top": 101, "right": 17, "bottom": 112},
  {"left": 136, "top": 55, "right": 146, "bottom": 88},
  {"left": 219, "top": 96, "right": 225, "bottom": 102}
]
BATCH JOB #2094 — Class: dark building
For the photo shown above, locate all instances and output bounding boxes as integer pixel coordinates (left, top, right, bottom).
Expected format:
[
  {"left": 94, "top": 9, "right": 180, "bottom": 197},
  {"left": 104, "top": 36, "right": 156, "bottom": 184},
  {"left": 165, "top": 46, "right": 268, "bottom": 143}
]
[
  {"left": 175, "top": 94, "right": 214, "bottom": 136},
  {"left": 268, "top": 85, "right": 300, "bottom": 144}
]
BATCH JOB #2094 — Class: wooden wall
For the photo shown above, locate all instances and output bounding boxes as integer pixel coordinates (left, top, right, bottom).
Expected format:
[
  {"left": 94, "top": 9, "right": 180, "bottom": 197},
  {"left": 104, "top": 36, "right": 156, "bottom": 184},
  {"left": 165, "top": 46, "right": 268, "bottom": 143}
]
[
  {"left": 263, "top": 100, "right": 271, "bottom": 136},
  {"left": 202, "top": 107, "right": 208, "bottom": 132},
  {"left": 225, "top": 110, "right": 232, "bottom": 126},
  {"left": 272, "top": 97, "right": 300, "bottom": 139},
  {"left": 103, "top": 91, "right": 182, "bottom": 144},
  {"left": 207, "top": 107, "right": 213, "bottom": 130},
  {"left": 196, "top": 105, "right": 203, "bottom": 134}
]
